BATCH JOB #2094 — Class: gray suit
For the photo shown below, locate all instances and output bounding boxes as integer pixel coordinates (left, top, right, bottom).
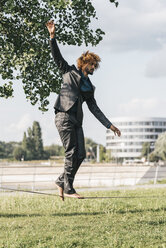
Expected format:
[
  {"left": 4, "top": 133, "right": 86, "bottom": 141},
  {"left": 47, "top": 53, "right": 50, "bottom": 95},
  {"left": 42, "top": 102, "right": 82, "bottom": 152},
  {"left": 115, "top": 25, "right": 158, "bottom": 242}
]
[{"left": 50, "top": 38, "right": 112, "bottom": 194}]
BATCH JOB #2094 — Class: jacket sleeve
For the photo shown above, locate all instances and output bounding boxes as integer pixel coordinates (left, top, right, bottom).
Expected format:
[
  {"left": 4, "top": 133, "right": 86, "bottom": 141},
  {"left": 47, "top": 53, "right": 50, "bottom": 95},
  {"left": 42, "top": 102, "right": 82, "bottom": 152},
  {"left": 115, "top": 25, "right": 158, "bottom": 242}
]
[
  {"left": 49, "top": 38, "right": 72, "bottom": 74},
  {"left": 86, "top": 96, "right": 112, "bottom": 129}
]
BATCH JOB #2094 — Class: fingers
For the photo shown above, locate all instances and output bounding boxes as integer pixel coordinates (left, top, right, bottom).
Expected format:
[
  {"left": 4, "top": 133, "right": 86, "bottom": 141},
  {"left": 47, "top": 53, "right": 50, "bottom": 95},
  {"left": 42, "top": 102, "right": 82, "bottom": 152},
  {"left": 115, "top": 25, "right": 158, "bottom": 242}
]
[
  {"left": 110, "top": 125, "right": 121, "bottom": 137},
  {"left": 117, "top": 131, "right": 121, "bottom": 137},
  {"left": 117, "top": 130, "right": 121, "bottom": 137},
  {"left": 114, "top": 128, "right": 121, "bottom": 137},
  {"left": 45, "top": 20, "right": 54, "bottom": 27},
  {"left": 115, "top": 129, "right": 121, "bottom": 137}
]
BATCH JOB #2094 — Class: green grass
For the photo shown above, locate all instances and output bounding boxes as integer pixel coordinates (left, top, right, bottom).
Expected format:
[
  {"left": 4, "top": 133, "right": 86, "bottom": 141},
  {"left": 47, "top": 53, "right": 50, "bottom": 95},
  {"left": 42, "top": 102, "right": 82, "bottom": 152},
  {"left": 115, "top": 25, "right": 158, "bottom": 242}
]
[
  {"left": 146, "top": 179, "right": 166, "bottom": 185},
  {"left": 156, "top": 179, "right": 166, "bottom": 184},
  {"left": 1, "top": 189, "right": 166, "bottom": 248}
]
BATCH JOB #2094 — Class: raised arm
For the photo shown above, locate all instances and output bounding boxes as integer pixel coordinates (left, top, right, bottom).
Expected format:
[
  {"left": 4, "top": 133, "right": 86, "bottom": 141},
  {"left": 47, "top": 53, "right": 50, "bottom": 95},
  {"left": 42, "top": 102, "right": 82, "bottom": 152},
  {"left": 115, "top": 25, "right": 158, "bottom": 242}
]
[
  {"left": 86, "top": 96, "right": 121, "bottom": 136},
  {"left": 46, "top": 20, "right": 71, "bottom": 74}
]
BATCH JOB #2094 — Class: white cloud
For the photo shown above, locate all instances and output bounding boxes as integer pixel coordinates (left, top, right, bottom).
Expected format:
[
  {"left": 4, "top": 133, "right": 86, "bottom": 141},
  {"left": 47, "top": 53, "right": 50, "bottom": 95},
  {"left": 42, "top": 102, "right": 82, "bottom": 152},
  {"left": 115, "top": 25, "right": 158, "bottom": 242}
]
[
  {"left": 9, "top": 114, "right": 32, "bottom": 132},
  {"left": 93, "top": 0, "right": 166, "bottom": 52},
  {"left": 0, "top": 114, "right": 33, "bottom": 142},
  {"left": 118, "top": 98, "right": 165, "bottom": 117},
  {"left": 145, "top": 45, "right": 166, "bottom": 77}
]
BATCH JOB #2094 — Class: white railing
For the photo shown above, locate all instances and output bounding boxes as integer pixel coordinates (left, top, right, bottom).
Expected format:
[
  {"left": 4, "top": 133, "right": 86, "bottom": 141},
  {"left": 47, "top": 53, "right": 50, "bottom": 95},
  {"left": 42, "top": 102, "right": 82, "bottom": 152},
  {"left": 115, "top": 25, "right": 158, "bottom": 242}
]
[{"left": 0, "top": 164, "right": 166, "bottom": 191}]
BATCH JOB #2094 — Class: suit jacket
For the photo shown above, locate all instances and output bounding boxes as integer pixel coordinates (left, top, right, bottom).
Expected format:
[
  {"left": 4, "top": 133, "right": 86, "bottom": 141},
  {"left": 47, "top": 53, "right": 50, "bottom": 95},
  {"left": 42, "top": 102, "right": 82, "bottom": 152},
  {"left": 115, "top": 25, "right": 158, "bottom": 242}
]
[{"left": 50, "top": 38, "right": 112, "bottom": 129}]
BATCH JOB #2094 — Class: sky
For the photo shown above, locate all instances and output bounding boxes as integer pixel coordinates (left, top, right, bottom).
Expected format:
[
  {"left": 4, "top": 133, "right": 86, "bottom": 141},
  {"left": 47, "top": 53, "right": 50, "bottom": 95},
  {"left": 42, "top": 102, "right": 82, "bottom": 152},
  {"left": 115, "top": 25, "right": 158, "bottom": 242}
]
[{"left": 1, "top": 0, "right": 166, "bottom": 146}]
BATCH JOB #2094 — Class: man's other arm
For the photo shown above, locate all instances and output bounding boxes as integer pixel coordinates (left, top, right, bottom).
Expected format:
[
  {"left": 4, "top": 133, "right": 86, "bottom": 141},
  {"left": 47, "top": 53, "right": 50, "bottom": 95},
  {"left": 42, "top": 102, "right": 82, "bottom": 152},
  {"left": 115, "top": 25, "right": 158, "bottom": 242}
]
[
  {"left": 86, "top": 96, "right": 121, "bottom": 136},
  {"left": 86, "top": 96, "right": 112, "bottom": 129}
]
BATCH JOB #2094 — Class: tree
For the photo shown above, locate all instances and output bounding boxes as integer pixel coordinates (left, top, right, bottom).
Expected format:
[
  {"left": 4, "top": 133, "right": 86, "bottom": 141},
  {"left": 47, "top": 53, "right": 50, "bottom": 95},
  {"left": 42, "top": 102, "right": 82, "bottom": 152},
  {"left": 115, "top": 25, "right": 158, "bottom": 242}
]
[
  {"left": 26, "top": 127, "right": 36, "bottom": 160},
  {"left": 22, "top": 132, "right": 27, "bottom": 151},
  {"left": 141, "top": 142, "right": 151, "bottom": 160},
  {"left": 44, "top": 144, "right": 64, "bottom": 157},
  {"left": 13, "top": 146, "right": 25, "bottom": 160},
  {"left": 99, "top": 145, "right": 104, "bottom": 162},
  {"left": 150, "top": 132, "right": 166, "bottom": 161},
  {"left": 98, "top": 145, "right": 112, "bottom": 162},
  {"left": 0, "top": 141, "right": 21, "bottom": 159},
  {"left": 32, "top": 121, "right": 44, "bottom": 159},
  {"left": 85, "top": 137, "right": 97, "bottom": 160},
  {"left": 21, "top": 121, "right": 45, "bottom": 160},
  {"left": 84, "top": 137, "right": 108, "bottom": 162},
  {"left": 0, "top": 0, "right": 118, "bottom": 111},
  {"left": 0, "top": 141, "right": 6, "bottom": 159}
]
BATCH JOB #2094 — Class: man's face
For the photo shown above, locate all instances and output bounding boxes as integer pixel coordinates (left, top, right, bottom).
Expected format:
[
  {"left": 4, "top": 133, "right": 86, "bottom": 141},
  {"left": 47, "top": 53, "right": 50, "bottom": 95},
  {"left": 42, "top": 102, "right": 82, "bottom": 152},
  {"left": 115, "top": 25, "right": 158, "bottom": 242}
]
[{"left": 84, "top": 62, "right": 97, "bottom": 75}]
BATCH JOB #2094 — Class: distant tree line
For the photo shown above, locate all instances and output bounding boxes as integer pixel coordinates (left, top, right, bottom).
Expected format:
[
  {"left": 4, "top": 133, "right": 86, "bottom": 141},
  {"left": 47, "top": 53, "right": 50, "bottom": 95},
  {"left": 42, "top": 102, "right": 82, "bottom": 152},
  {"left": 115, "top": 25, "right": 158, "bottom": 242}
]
[
  {"left": 0, "top": 121, "right": 64, "bottom": 161},
  {"left": 2, "top": 120, "right": 165, "bottom": 162},
  {"left": 0, "top": 121, "right": 108, "bottom": 162},
  {"left": 0, "top": 141, "right": 22, "bottom": 159},
  {"left": 0, "top": 140, "right": 65, "bottom": 161}
]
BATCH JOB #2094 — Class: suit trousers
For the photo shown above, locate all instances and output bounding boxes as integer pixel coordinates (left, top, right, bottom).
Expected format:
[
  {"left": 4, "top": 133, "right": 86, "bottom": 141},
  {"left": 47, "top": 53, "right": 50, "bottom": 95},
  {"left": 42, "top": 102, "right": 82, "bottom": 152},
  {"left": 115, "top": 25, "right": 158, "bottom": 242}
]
[{"left": 55, "top": 111, "right": 86, "bottom": 194}]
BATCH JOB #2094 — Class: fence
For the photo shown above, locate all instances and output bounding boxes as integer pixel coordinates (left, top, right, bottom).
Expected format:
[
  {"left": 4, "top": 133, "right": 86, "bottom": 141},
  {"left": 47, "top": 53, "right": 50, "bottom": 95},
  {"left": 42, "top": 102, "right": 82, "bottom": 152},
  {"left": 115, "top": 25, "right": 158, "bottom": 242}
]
[{"left": 0, "top": 163, "right": 166, "bottom": 192}]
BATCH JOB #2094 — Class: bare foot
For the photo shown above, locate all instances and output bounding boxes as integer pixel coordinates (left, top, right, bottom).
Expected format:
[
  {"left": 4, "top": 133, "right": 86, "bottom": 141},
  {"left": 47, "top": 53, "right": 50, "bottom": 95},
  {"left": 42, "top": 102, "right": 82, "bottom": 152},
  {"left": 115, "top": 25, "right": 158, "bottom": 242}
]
[
  {"left": 64, "top": 193, "right": 84, "bottom": 199},
  {"left": 55, "top": 183, "right": 64, "bottom": 201}
]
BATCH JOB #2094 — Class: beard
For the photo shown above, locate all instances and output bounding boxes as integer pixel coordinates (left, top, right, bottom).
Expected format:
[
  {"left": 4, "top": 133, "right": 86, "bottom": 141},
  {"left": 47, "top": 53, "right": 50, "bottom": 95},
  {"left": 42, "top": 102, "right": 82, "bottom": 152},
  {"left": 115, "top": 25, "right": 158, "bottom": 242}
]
[
  {"left": 86, "top": 67, "right": 94, "bottom": 75},
  {"left": 89, "top": 70, "right": 94, "bottom": 75}
]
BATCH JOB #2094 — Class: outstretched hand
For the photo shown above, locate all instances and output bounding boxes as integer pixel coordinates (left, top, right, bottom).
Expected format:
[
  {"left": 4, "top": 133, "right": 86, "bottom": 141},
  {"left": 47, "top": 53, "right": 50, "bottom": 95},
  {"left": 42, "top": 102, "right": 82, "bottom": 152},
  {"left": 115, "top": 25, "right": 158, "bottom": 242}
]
[
  {"left": 110, "top": 125, "right": 121, "bottom": 137},
  {"left": 46, "top": 20, "right": 55, "bottom": 38}
]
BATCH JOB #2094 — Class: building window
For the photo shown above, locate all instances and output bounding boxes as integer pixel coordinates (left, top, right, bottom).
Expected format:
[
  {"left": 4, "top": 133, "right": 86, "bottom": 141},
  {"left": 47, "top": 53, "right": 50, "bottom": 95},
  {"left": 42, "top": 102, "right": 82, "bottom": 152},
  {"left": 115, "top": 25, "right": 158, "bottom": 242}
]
[{"left": 106, "top": 118, "right": 166, "bottom": 159}]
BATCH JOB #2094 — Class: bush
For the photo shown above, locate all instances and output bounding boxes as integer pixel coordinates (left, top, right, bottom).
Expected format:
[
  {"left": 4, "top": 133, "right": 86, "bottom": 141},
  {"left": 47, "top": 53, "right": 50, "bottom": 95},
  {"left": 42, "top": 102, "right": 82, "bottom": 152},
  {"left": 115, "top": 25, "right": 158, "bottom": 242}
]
[{"left": 13, "top": 146, "right": 26, "bottom": 161}]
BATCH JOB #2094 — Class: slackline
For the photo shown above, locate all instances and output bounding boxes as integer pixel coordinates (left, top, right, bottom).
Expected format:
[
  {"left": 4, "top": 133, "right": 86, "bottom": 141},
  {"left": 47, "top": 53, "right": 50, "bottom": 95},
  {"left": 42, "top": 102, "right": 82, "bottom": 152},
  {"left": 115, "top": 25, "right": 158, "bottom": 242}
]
[
  {"left": 0, "top": 187, "right": 60, "bottom": 197},
  {"left": 0, "top": 186, "right": 164, "bottom": 199}
]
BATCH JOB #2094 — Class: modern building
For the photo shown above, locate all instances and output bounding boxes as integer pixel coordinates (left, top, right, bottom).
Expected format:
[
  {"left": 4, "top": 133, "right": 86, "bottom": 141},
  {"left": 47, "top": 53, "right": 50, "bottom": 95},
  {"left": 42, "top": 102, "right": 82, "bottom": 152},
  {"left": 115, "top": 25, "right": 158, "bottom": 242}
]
[{"left": 106, "top": 117, "right": 166, "bottom": 160}]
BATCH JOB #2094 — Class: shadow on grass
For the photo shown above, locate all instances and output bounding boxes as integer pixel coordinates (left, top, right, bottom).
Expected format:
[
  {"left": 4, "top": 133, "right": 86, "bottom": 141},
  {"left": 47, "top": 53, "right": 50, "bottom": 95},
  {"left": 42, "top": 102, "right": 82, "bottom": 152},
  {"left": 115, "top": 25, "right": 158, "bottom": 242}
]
[
  {"left": 139, "top": 219, "right": 166, "bottom": 225},
  {"left": 0, "top": 211, "right": 105, "bottom": 218},
  {"left": 52, "top": 211, "right": 105, "bottom": 217},
  {"left": 0, "top": 213, "right": 41, "bottom": 218},
  {"left": 116, "top": 207, "right": 166, "bottom": 214}
]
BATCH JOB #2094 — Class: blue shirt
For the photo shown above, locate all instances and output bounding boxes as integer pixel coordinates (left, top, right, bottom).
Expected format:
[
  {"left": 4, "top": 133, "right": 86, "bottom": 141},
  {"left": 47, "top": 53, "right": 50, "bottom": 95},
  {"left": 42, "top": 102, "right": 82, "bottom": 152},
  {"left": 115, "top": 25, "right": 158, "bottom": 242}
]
[
  {"left": 80, "top": 72, "right": 93, "bottom": 92},
  {"left": 69, "top": 72, "right": 93, "bottom": 112}
]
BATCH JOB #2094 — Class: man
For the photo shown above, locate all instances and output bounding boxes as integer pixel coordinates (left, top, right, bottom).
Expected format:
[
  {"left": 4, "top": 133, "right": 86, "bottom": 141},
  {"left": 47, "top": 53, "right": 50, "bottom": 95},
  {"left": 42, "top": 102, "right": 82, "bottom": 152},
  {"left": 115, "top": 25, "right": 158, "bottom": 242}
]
[{"left": 46, "top": 20, "right": 121, "bottom": 200}]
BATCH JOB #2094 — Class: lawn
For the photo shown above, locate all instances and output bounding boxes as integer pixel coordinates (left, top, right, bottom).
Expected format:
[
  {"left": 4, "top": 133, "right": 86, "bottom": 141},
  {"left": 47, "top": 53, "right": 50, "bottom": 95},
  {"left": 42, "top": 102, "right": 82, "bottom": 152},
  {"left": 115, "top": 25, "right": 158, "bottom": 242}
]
[{"left": 0, "top": 188, "right": 166, "bottom": 248}]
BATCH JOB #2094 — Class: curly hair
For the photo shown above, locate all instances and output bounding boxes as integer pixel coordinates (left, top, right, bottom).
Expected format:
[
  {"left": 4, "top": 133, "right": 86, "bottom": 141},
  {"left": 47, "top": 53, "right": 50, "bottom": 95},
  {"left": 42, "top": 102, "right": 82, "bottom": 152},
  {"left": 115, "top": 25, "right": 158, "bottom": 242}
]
[{"left": 77, "top": 51, "right": 101, "bottom": 70}]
